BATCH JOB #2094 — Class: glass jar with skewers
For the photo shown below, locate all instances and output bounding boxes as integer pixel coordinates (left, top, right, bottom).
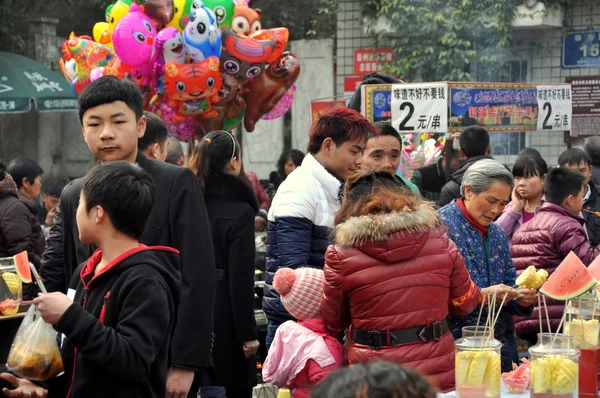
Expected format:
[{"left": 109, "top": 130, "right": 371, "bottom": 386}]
[
  {"left": 454, "top": 293, "right": 505, "bottom": 398},
  {"left": 529, "top": 332, "right": 580, "bottom": 398},
  {"left": 0, "top": 257, "right": 21, "bottom": 317},
  {"left": 562, "top": 294, "right": 600, "bottom": 349}
]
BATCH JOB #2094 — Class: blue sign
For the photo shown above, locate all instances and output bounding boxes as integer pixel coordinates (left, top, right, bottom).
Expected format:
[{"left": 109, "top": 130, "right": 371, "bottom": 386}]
[{"left": 562, "top": 30, "right": 600, "bottom": 69}]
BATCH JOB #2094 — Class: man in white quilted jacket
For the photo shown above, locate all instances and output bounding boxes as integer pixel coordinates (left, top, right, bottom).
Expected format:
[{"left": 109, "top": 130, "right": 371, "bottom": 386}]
[{"left": 262, "top": 107, "right": 378, "bottom": 348}]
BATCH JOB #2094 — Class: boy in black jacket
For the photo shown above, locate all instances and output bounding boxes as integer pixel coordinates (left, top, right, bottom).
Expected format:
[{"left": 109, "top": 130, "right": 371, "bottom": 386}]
[{"left": 1, "top": 162, "right": 181, "bottom": 397}]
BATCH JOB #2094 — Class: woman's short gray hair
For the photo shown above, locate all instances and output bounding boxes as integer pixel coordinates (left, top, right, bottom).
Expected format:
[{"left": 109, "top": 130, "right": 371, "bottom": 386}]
[{"left": 460, "top": 159, "right": 514, "bottom": 196}]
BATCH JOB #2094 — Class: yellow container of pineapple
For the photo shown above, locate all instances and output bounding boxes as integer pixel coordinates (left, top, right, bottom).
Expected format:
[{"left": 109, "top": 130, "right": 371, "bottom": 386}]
[
  {"left": 455, "top": 326, "right": 501, "bottom": 398},
  {"left": 529, "top": 333, "right": 580, "bottom": 398}
]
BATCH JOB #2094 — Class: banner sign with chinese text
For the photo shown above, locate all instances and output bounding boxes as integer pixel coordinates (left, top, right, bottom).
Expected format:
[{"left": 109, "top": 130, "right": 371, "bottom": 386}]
[
  {"left": 391, "top": 83, "right": 448, "bottom": 133},
  {"left": 448, "top": 82, "right": 539, "bottom": 133},
  {"left": 562, "top": 30, "right": 600, "bottom": 69},
  {"left": 566, "top": 76, "right": 600, "bottom": 137},
  {"left": 354, "top": 49, "right": 393, "bottom": 76},
  {"left": 536, "top": 85, "right": 572, "bottom": 131}
]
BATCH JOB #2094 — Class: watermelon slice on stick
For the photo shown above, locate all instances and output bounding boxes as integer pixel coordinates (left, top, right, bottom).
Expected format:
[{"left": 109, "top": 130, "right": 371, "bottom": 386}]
[
  {"left": 12, "top": 251, "right": 31, "bottom": 283},
  {"left": 539, "top": 251, "right": 597, "bottom": 300}
]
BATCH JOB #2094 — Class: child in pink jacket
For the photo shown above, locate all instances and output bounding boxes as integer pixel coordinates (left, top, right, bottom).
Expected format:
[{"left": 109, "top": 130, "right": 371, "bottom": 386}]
[{"left": 263, "top": 268, "right": 344, "bottom": 398}]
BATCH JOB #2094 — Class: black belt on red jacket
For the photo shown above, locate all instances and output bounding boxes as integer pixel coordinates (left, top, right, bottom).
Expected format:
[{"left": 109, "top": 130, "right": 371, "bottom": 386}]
[{"left": 350, "top": 319, "right": 450, "bottom": 350}]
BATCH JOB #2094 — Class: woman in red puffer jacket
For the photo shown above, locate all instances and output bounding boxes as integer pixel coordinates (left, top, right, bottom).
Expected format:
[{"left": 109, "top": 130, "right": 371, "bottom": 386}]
[{"left": 322, "top": 171, "right": 481, "bottom": 393}]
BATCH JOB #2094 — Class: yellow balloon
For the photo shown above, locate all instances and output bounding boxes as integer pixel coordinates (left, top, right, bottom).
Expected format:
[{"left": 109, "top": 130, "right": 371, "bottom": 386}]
[
  {"left": 166, "top": 0, "right": 185, "bottom": 31},
  {"left": 108, "top": 2, "right": 131, "bottom": 34},
  {"left": 93, "top": 22, "right": 113, "bottom": 48}
]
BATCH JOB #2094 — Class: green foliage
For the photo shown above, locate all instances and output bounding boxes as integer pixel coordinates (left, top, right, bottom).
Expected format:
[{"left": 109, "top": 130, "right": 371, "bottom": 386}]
[{"left": 317, "top": 0, "right": 568, "bottom": 82}]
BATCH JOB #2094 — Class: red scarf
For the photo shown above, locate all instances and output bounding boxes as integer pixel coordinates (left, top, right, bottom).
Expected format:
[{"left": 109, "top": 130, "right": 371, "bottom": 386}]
[{"left": 456, "top": 198, "right": 488, "bottom": 236}]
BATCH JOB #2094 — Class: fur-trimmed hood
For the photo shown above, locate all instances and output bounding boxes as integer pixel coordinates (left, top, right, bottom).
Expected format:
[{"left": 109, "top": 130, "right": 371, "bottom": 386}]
[{"left": 334, "top": 202, "right": 441, "bottom": 262}]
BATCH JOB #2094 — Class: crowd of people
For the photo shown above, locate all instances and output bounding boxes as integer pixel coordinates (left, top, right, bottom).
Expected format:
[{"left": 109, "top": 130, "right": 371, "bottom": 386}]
[{"left": 0, "top": 74, "right": 599, "bottom": 398}]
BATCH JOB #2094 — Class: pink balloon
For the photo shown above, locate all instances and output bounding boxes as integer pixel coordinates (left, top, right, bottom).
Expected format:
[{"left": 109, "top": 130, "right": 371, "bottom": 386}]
[
  {"left": 261, "top": 85, "right": 295, "bottom": 120},
  {"left": 148, "top": 96, "right": 199, "bottom": 141},
  {"left": 113, "top": 4, "right": 158, "bottom": 67}
]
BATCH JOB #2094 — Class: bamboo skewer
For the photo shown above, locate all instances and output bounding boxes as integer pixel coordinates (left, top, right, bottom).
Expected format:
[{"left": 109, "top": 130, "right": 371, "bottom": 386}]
[
  {"left": 474, "top": 296, "right": 486, "bottom": 338},
  {"left": 538, "top": 293, "right": 543, "bottom": 345},
  {"left": 542, "top": 295, "right": 552, "bottom": 333}
]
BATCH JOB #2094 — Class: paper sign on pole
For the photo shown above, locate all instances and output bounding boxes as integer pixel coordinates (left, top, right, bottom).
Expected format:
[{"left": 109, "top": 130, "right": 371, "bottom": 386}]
[
  {"left": 536, "top": 84, "right": 572, "bottom": 131},
  {"left": 391, "top": 83, "right": 448, "bottom": 133}
]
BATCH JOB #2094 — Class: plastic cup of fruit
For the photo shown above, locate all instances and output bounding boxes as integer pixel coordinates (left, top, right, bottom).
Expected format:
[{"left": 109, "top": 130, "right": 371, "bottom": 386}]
[
  {"left": 563, "top": 297, "right": 600, "bottom": 349},
  {"left": 529, "top": 333, "right": 580, "bottom": 398},
  {"left": 455, "top": 326, "right": 501, "bottom": 398}
]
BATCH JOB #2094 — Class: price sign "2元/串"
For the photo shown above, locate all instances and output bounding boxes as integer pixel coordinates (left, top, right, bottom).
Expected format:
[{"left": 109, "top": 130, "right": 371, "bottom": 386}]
[
  {"left": 391, "top": 83, "right": 448, "bottom": 133},
  {"left": 536, "top": 84, "right": 572, "bottom": 131}
]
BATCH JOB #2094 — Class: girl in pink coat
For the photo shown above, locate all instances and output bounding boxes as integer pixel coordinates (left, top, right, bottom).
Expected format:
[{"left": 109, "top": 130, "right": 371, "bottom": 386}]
[{"left": 262, "top": 268, "right": 345, "bottom": 398}]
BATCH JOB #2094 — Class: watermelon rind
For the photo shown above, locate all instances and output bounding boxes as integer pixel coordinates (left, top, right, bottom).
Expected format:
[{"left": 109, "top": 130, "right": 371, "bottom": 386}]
[
  {"left": 12, "top": 251, "right": 31, "bottom": 284},
  {"left": 539, "top": 251, "right": 597, "bottom": 301}
]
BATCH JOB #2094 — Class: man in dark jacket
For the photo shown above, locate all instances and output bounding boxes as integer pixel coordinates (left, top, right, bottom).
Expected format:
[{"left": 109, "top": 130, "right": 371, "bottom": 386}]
[
  {"left": 437, "top": 126, "right": 492, "bottom": 207},
  {"left": 40, "top": 76, "right": 216, "bottom": 398},
  {"left": 558, "top": 148, "right": 600, "bottom": 246},
  {"left": 3, "top": 161, "right": 181, "bottom": 398},
  {"left": 6, "top": 157, "right": 45, "bottom": 269},
  {"left": 584, "top": 136, "right": 600, "bottom": 186}
]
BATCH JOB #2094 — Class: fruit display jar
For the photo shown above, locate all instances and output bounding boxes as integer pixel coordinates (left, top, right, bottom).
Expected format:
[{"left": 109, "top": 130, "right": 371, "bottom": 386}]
[
  {"left": 529, "top": 333, "right": 580, "bottom": 398},
  {"left": 563, "top": 296, "right": 600, "bottom": 349},
  {"left": 0, "top": 257, "right": 22, "bottom": 316},
  {"left": 455, "top": 326, "right": 501, "bottom": 398}
]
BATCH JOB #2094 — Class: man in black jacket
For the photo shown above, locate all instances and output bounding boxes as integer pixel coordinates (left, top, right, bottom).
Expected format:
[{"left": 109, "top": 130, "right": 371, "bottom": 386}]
[
  {"left": 584, "top": 136, "right": 600, "bottom": 186},
  {"left": 39, "top": 76, "right": 216, "bottom": 398},
  {"left": 437, "top": 126, "right": 492, "bottom": 207}
]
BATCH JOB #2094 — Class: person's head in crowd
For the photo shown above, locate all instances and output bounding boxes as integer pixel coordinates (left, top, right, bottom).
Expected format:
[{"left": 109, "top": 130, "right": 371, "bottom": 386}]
[
  {"left": 558, "top": 148, "right": 592, "bottom": 186},
  {"left": 584, "top": 136, "right": 600, "bottom": 166},
  {"left": 544, "top": 166, "right": 586, "bottom": 215},
  {"left": 277, "top": 149, "right": 305, "bottom": 178},
  {"left": 311, "top": 360, "right": 437, "bottom": 398},
  {"left": 188, "top": 130, "right": 242, "bottom": 192},
  {"left": 165, "top": 136, "right": 185, "bottom": 166},
  {"left": 459, "top": 126, "right": 491, "bottom": 159},
  {"left": 460, "top": 159, "right": 513, "bottom": 227},
  {"left": 443, "top": 134, "right": 462, "bottom": 176},
  {"left": 41, "top": 177, "right": 66, "bottom": 212},
  {"left": 517, "top": 147, "right": 542, "bottom": 160},
  {"left": 78, "top": 161, "right": 155, "bottom": 243},
  {"left": 335, "top": 171, "right": 415, "bottom": 226},
  {"left": 362, "top": 121, "right": 402, "bottom": 175},
  {"left": 78, "top": 76, "right": 146, "bottom": 164},
  {"left": 7, "top": 157, "right": 44, "bottom": 200},
  {"left": 512, "top": 155, "right": 548, "bottom": 203},
  {"left": 138, "top": 111, "right": 169, "bottom": 162},
  {"left": 307, "top": 108, "right": 377, "bottom": 181}
]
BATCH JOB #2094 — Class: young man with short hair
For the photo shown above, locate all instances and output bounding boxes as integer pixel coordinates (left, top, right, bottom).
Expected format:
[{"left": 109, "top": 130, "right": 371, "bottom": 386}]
[
  {"left": 438, "top": 126, "right": 492, "bottom": 207},
  {"left": 40, "top": 76, "right": 216, "bottom": 397},
  {"left": 6, "top": 157, "right": 45, "bottom": 268},
  {"left": 138, "top": 111, "right": 169, "bottom": 162},
  {"left": 263, "top": 108, "right": 376, "bottom": 347},
  {"left": 39, "top": 177, "right": 66, "bottom": 229},
  {"left": 584, "top": 136, "right": 600, "bottom": 186},
  {"left": 558, "top": 148, "right": 600, "bottom": 246},
  {"left": 1, "top": 161, "right": 181, "bottom": 398}
]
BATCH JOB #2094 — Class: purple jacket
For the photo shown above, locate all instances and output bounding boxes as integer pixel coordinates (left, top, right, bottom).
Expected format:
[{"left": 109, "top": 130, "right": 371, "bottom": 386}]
[
  {"left": 496, "top": 197, "right": 544, "bottom": 251},
  {"left": 511, "top": 202, "right": 600, "bottom": 337}
]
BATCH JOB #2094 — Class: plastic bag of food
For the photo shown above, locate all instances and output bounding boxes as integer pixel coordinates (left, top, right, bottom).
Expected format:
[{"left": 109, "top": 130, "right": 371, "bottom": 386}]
[{"left": 6, "top": 305, "right": 63, "bottom": 380}]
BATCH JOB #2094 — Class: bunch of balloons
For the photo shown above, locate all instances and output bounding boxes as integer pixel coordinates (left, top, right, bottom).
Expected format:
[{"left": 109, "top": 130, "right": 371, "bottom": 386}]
[{"left": 60, "top": 0, "right": 300, "bottom": 141}]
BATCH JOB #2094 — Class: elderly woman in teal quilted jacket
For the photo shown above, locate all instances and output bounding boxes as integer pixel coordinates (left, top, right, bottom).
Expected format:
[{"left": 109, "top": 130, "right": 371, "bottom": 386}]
[{"left": 438, "top": 159, "right": 535, "bottom": 372}]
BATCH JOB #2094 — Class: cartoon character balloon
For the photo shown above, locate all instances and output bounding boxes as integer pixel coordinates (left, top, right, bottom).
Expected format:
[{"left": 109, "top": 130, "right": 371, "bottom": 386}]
[
  {"left": 164, "top": 57, "right": 223, "bottom": 118},
  {"left": 153, "top": 27, "right": 185, "bottom": 93},
  {"left": 243, "top": 52, "right": 300, "bottom": 132},
  {"left": 148, "top": 96, "right": 200, "bottom": 141},
  {"left": 112, "top": 4, "right": 157, "bottom": 67},
  {"left": 166, "top": 0, "right": 186, "bottom": 30},
  {"left": 134, "top": 0, "right": 175, "bottom": 27},
  {"left": 231, "top": 4, "right": 261, "bottom": 36},
  {"left": 203, "top": 0, "right": 236, "bottom": 30},
  {"left": 93, "top": 22, "right": 112, "bottom": 47},
  {"left": 196, "top": 73, "right": 245, "bottom": 134},
  {"left": 108, "top": 1, "right": 132, "bottom": 35},
  {"left": 261, "top": 85, "right": 295, "bottom": 120},
  {"left": 220, "top": 30, "right": 274, "bottom": 85},
  {"left": 183, "top": 1, "right": 222, "bottom": 62},
  {"left": 250, "top": 27, "right": 289, "bottom": 64}
]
